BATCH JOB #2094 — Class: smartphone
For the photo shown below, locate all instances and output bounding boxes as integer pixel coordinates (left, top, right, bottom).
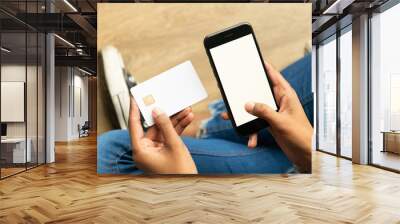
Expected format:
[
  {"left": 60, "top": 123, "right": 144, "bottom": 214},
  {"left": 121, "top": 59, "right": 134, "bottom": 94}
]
[{"left": 204, "top": 23, "right": 278, "bottom": 136}]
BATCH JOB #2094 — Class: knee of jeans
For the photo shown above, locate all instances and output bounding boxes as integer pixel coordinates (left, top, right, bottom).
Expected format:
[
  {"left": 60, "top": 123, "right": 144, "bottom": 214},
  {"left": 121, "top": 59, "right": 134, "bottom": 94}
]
[
  {"left": 98, "top": 130, "right": 132, "bottom": 169},
  {"left": 301, "top": 94, "right": 314, "bottom": 125},
  {"left": 208, "top": 99, "right": 226, "bottom": 113},
  {"left": 281, "top": 54, "right": 312, "bottom": 99},
  {"left": 199, "top": 100, "right": 234, "bottom": 138}
]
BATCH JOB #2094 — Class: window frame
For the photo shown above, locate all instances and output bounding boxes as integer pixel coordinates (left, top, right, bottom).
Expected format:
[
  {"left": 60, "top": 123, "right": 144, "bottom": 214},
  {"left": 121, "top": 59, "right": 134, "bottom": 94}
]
[
  {"left": 367, "top": 0, "right": 400, "bottom": 173},
  {"left": 0, "top": 0, "right": 48, "bottom": 180},
  {"left": 315, "top": 23, "right": 353, "bottom": 160}
]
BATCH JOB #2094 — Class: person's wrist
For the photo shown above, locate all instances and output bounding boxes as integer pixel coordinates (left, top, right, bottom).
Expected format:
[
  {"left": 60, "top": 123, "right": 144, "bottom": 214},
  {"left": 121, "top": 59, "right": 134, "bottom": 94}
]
[{"left": 175, "top": 163, "right": 198, "bottom": 174}]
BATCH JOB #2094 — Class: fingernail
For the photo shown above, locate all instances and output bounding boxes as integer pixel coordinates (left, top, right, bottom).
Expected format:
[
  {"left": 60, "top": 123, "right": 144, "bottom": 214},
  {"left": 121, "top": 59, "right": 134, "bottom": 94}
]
[
  {"left": 245, "top": 102, "right": 255, "bottom": 112},
  {"left": 188, "top": 112, "right": 194, "bottom": 119},
  {"left": 152, "top": 107, "right": 163, "bottom": 117}
]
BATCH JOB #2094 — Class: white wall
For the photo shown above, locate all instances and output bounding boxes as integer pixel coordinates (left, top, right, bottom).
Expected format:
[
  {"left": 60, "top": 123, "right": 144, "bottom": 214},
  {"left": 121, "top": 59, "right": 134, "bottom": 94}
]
[
  {"left": 1, "top": 63, "right": 46, "bottom": 164},
  {"left": 55, "top": 67, "right": 89, "bottom": 141},
  {"left": 55, "top": 66, "right": 70, "bottom": 141},
  {"left": 1, "top": 65, "right": 26, "bottom": 137},
  {"left": 1, "top": 65, "right": 37, "bottom": 137}
]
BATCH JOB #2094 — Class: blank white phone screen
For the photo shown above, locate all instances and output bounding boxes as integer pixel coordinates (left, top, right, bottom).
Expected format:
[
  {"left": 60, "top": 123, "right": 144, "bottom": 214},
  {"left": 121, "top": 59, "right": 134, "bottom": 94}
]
[{"left": 210, "top": 34, "right": 277, "bottom": 126}]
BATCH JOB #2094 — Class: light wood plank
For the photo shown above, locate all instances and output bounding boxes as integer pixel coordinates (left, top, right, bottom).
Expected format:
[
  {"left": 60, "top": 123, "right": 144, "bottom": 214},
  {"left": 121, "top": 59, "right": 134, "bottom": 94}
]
[{"left": 0, "top": 135, "right": 400, "bottom": 223}]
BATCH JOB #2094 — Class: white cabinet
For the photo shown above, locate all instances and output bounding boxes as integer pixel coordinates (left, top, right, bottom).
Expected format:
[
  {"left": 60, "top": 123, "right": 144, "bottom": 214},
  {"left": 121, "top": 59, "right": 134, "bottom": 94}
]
[{"left": 1, "top": 138, "right": 32, "bottom": 163}]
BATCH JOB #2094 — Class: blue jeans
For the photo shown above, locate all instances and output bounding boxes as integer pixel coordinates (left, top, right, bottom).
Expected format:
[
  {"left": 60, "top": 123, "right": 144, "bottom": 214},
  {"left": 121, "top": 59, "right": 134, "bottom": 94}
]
[{"left": 98, "top": 54, "right": 313, "bottom": 174}]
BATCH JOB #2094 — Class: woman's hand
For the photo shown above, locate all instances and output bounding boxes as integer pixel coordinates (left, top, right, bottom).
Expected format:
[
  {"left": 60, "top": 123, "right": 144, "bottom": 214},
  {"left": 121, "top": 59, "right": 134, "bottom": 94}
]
[
  {"left": 221, "top": 62, "right": 312, "bottom": 172},
  {"left": 129, "top": 97, "right": 197, "bottom": 174}
]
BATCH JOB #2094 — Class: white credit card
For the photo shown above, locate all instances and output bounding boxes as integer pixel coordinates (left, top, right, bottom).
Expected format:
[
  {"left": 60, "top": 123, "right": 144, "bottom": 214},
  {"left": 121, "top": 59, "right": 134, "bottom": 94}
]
[{"left": 130, "top": 61, "right": 208, "bottom": 127}]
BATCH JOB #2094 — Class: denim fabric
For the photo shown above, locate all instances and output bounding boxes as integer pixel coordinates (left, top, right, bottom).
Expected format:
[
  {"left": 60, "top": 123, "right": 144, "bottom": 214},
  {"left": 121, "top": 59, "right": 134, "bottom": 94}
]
[
  {"left": 97, "top": 54, "right": 313, "bottom": 174},
  {"left": 97, "top": 130, "right": 292, "bottom": 174},
  {"left": 98, "top": 129, "right": 143, "bottom": 174}
]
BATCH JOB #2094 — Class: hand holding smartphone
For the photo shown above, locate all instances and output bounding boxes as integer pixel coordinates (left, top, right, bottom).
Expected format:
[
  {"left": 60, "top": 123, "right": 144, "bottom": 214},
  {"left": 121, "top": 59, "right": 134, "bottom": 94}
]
[{"left": 204, "top": 23, "right": 278, "bottom": 136}]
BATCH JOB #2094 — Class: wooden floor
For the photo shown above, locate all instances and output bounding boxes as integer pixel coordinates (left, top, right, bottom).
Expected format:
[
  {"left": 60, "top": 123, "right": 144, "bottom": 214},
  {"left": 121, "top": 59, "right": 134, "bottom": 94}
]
[
  {"left": 0, "top": 135, "right": 400, "bottom": 223},
  {"left": 1, "top": 167, "right": 26, "bottom": 178},
  {"left": 372, "top": 151, "right": 400, "bottom": 171},
  {"left": 1, "top": 163, "right": 45, "bottom": 178}
]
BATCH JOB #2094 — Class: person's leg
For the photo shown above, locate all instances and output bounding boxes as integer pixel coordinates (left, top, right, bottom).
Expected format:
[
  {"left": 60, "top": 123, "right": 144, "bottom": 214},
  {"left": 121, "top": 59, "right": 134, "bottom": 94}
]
[
  {"left": 182, "top": 137, "right": 294, "bottom": 174},
  {"left": 97, "top": 129, "right": 143, "bottom": 174},
  {"left": 199, "top": 54, "right": 313, "bottom": 144},
  {"left": 280, "top": 53, "right": 313, "bottom": 125},
  {"left": 98, "top": 130, "right": 293, "bottom": 174},
  {"left": 198, "top": 99, "right": 252, "bottom": 145}
]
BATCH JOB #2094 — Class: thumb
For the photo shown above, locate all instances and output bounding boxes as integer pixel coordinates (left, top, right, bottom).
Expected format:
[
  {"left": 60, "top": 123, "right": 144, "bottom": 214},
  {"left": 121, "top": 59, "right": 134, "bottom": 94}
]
[
  {"left": 152, "top": 107, "right": 181, "bottom": 148},
  {"left": 245, "top": 102, "right": 279, "bottom": 126}
]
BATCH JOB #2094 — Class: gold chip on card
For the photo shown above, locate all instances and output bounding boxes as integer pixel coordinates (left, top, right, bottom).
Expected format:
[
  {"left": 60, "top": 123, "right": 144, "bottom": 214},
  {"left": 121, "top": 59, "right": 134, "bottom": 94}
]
[{"left": 143, "top": 94, "right": 155, "bottom": 106}]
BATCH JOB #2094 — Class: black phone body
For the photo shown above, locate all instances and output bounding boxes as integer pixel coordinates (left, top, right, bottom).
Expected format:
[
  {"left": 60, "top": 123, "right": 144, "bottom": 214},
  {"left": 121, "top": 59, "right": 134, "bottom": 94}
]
[{"left": 204, "top": 23, "right": 279, "bottom": 136}]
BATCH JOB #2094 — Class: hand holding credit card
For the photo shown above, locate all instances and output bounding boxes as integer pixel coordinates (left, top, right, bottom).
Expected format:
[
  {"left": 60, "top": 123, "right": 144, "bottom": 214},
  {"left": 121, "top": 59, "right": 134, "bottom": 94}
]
[{"left": 130, "top": 61, "right": 208, "bottom": 127}]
